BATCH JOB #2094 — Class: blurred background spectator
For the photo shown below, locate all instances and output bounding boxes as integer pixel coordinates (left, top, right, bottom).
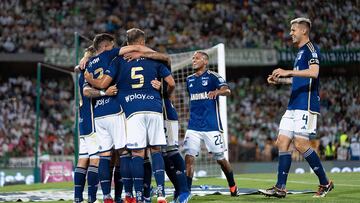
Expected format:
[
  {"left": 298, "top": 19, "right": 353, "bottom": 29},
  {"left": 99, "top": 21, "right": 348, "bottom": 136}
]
[{"left": 0, "top": 0, "right": 359, "bottom": 53}]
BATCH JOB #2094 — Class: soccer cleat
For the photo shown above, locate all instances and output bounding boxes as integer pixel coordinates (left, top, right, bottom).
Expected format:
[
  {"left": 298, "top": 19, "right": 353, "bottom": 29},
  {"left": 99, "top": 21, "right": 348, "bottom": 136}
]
[
  {"left": 313, "top": 180, "right": 334, "bottom": 198},
  {"left": 124, "top": 196, "right": 137, "bottom": 203},
  {"left": 230, "top": 185, "right": 239, "bottom": 197},
  {"left": 104, "top": 198, "right": 115, "bottom": 203},
  {"left": 176, "top": 192, "right": 192, "bottom": 203},
  {"left": 157, "top": 196, "right": 167, "bottom": 203},
  {"left": 259, "top": 186, "right": 287, "bottom": 198}
]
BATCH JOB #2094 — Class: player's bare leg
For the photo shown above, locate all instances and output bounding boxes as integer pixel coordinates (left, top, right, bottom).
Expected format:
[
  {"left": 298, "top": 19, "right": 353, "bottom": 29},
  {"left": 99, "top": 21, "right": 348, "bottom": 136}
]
[
  {"left": 216, "top": 155, "right": 239, "bottom": 196},
  {"left": 294, "top": 137, "right": 334, "bottom": 197}
]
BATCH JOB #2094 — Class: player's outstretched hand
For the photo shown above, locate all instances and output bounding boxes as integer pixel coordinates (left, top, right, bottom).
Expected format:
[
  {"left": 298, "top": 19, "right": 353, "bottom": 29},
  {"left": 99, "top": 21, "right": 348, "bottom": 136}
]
[
  {"left": 272, "top": 68, "right": 291, "bottom": 78},
  {"left": 267, "top": 75, "right": 278, "bottom": 85},
  {"left": 124, "top": 51, "right": 143, "bottom": 62},
  {"left": 151, "top": 79, "right": 161, "bottom": 90},
  {"left": 105, "top": 85, "right": 118, "bottom": 96},
  {"left": 208, "top": 90, "right": 218, "bottom": 99}
]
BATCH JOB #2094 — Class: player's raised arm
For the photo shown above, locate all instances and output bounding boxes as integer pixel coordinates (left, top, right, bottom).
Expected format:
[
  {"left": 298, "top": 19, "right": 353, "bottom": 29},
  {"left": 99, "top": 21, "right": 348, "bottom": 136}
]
[
  {"left": 83, "top": 85, "right": 117, "bottom": 98},
  {"left": 123, "top": 51, "right": 171, "bottom": 67},
  {"left": 84, "top": 70, "right": 113, "bottom": 89},
  {"left": 79, "top": 46, "right": 96, "bottom": 70},
  {"left": 119, "top": 45, "right": 155, "bottom": 55}
]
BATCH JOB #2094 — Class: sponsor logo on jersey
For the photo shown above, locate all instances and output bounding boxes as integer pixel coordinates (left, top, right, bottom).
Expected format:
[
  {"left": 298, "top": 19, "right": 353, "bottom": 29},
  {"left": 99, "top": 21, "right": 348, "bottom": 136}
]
[
  {"left": 190, "top": 92, "right": 208, "bottom": 101},
  {"left": 94, "top": 98, "right": 110, "bottom": 108},
  {"left": 89, "top": 57, "right": 99, "bottom": 67},
  {"left": 189, "top": 83, "right": 193, "bottom": 87},
  {"left": 202, "top": 80, "right": 208, "bottom": 86},
  {"left": 125, "top": 93, "right": 154, "bottom": 102},
  {"left": 127, "top": 142, "right": 139, "bottom": 147}
]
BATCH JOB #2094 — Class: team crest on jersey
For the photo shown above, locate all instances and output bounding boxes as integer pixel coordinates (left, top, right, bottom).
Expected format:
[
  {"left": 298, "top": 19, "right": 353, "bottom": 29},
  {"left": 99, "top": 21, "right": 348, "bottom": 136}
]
[{"left": 202, "top": 80, "right": 208, "bottom": 86}]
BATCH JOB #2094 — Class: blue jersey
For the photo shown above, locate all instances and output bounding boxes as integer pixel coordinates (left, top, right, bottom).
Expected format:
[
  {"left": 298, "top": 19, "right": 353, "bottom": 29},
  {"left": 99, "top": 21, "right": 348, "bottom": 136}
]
[
  {"left": 110, "top": 57, "right": 172, "bottom": 118},
  {"left": 288, "top": 41, "right": 320, "bottom": 113},
  {"left": 78, "top": 71, "right": 95, "bottom": 136},
  {"left": 85, "top": 48, "right": 122, "bottom": 118},
  {"left": 186, "top": 70, "right": 227, "bottom": 132},
  {"left": 162, "top": 66, "right": 178, "bottom": 121}
]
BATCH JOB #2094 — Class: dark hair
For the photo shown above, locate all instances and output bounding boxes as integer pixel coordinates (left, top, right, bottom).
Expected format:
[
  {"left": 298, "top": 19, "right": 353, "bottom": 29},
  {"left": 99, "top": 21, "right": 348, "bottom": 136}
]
[
  {"left": 93, "top": 33, "right": 115, "bottom": 50},
  {"left": 126, "top": 28, "right": 145, "bottom": 45},
  {"left": 196, "top": 51, "right": 209, "bottom": 61}
]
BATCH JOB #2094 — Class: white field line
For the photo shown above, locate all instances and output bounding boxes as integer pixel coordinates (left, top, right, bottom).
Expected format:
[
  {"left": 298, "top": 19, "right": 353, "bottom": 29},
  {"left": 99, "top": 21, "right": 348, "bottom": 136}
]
[{"left": 237, "top": 177, "right": 360, "bottom": 187}]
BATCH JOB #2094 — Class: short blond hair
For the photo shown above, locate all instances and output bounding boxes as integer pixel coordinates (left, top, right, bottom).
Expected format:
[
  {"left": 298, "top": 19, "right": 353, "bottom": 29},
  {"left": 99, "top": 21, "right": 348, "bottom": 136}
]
[{"left": 290, "top": 17, "right": 312, "bottom": 29}]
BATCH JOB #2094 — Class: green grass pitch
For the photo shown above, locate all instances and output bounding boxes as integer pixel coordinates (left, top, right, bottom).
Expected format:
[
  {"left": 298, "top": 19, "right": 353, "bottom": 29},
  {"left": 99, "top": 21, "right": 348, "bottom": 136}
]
[{"left": 2, "top": 173, "right": 360, "bottom": 203}]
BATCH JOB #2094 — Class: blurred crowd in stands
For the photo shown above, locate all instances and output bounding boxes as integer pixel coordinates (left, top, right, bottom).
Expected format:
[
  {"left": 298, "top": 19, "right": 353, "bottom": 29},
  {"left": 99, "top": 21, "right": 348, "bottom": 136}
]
[
  {"left": 0, "top": 76, "right": 74, "bottom": 159},
  {"left": 0, "top": 0, "right": 359, "bottom": 53},
  {"left": 1, "top": 76, "right": 359, "bottom": 162}
]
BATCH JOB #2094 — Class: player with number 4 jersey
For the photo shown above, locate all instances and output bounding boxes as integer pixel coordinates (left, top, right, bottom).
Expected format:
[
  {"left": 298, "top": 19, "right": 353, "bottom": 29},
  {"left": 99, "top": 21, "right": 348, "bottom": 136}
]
[{"left": 259, "top": 17, "right": 333, "bottom": 199}]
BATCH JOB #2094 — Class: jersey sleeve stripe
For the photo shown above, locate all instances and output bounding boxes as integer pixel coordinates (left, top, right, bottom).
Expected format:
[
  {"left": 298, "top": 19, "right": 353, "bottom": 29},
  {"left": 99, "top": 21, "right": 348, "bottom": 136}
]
[{"left": 306, "top": 42, "right": 316, "bottom": 53}]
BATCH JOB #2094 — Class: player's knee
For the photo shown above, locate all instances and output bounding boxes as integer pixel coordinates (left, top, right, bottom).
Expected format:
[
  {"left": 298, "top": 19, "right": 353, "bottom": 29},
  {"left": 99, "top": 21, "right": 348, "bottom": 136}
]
[
  {"left": 212, "top": 152, "right": 225, "bottom": 161},
  {"left": 77, "top": 158, "right": 89, "bottom": 168},
  {"left": 150, "top": 146, "right": 161, "bottom": 153},
  {"left": 294, "top": 136, "right": 310, "bottom": 153},
  {"left": 89, "top": 156, "right": 99, "bottom": 166}
]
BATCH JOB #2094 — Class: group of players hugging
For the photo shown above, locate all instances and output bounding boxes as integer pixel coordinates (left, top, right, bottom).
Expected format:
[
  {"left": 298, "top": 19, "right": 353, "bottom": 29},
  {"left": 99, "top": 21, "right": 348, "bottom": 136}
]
[{"left": 74, "top": 17, "right": 334, "bottom": 203}]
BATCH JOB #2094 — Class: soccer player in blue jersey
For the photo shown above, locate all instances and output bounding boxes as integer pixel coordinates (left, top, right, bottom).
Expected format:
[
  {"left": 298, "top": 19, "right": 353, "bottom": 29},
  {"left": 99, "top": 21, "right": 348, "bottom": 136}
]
[
  {"left": 85, "top": 30, "right": 173, "bottom": 203},
  {"left": 82, "top": 33, "right": 171, "bottom": 203},
  {"left": 84, "top": 33, "right": 127, "bottom": 203},
  {"left": 74, "top": 46, "right": 118, "bottom": 203},
  {"left": 110, "top": 28, "right": 175, "bottom": 203},
  {"left": 151, "top": 75, "right": 191, "bottom": 203},
  {"left": 259, "top": 18, "right": 334, "bottom": 198},
  {"left": 184, "top": 51, "right": 239, "bottom": 197}
]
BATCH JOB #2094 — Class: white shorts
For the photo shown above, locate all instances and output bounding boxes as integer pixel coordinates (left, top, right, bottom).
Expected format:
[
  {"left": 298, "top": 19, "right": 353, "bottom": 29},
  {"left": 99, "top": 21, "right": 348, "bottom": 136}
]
[
  {"left": 126, "top": 113, "right": 166, "bottom": 149},
  {"left": 279, "top": 110, "right": 317, "bottom": 139},
  {"left": 79, "top": 133, "right": 99, "bottom": 158},
  {"left": 94, "top": 113, "right": 127, "bottom": 152},
  {"left": 164, "top": 120, "right": 179, "bottom": 147},
  {"left": 183, "top": 130, "right": 226, "bottom": 156}
]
